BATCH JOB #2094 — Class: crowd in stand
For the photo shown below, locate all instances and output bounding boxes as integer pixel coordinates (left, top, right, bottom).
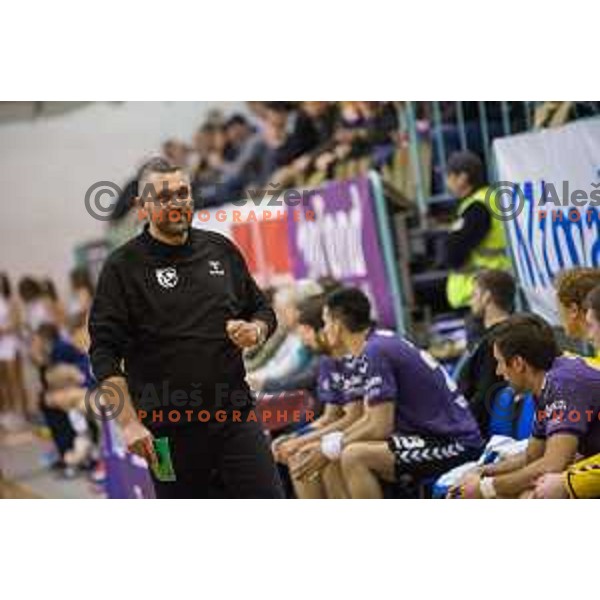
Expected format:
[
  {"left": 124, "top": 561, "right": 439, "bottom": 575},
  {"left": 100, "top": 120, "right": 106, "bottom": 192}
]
[
  {"left": 162, "top": 101, "right": 401, "bottom": 208},
  {"left": 0, "top": 270, "right": 98, "bottom": 478}
]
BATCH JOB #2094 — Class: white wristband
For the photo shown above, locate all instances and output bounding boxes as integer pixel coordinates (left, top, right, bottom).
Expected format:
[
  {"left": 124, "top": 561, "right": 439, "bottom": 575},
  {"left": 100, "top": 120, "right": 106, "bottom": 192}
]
[
  {"left": 480, "top": 477, "right": 497, "bottom": 499},
  {"left": 321, "top": 431, "right": 344, "bottom": 460}
]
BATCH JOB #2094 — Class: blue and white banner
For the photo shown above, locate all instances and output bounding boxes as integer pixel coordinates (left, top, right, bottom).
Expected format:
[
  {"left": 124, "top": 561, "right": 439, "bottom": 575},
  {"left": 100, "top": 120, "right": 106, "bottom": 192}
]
[{"left": 493, "top": 119, "right": 600, "bottom": 324}]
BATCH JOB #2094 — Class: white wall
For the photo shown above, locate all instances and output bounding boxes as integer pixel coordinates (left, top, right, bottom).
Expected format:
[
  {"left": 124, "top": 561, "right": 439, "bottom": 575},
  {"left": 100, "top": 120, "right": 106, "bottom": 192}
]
[{"left": 0, "top": 101, "right": 242, "bottom": 294}]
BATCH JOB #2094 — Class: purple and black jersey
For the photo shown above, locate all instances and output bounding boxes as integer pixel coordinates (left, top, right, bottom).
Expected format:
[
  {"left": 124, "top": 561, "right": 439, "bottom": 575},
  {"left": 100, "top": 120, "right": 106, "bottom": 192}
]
[
  {"left": 347, "top": 330, "right": 482, "bottom": 447},
  {"left": 532, "top": 355, "right": 600, "bottom": 458},
  {"left": 317, "top": 356, "right": 348, "bottom": 406}
]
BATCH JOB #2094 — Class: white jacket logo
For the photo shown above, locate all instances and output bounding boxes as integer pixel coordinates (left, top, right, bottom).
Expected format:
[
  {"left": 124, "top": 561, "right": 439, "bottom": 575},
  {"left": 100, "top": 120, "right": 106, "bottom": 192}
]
[
  {"left": 155, "top": 267, "right": 178, "bottom": 289},
  {"left": 209, "top": 260, "right": 225, "bottom": 276}
]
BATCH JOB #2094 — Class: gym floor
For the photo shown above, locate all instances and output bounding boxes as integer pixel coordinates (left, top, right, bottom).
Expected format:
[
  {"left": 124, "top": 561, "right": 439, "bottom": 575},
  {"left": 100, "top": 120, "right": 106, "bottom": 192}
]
[{"left": 0, "top": 428, "right": 102, "bottom": 499}]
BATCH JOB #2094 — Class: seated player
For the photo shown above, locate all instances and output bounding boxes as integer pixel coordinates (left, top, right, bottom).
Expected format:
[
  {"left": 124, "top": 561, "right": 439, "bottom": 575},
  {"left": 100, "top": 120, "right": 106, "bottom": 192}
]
[
  {"left": 273, "top": 294, "right": 363, "bottom": 498},
  {"left": 450, "top": 314, "right": 600, "bottom": 499},
  {"left": 535, "top": 283, "right": 600, "bottom": 498},
  {"left": 291, "top": 288, "right": 483, "bottom": 499},
  {"left": 555, "top": 267, "right": 600, "bottom": 348},
  {"left": 457, "top": 269, "right": 515, "bottom": 436}
]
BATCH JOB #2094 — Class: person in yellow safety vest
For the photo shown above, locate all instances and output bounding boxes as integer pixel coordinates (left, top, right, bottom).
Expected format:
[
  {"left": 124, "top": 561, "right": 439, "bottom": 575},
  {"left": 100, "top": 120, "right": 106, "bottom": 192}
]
[
  {"left": 534, "top": 283, "right": 600, "bottom": 498},
  {"left": 444, "top": 151, "right": 512, "bottom": 309}
]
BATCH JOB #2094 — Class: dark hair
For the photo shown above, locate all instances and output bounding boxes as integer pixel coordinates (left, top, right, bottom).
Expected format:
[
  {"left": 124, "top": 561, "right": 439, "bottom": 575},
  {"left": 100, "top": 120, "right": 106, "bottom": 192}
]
[
  {"left": 18, "top": 277, "right": 42, "bottom": 302},
  {"left": 70, "top": 268, "right": 94, "bottom": 295},
  {"left": 555, "top": 268, "right": 600, "bottom": 309},
  {"left": 325, "top": 287, "right": 373, "bottom": 333},
  {"left": 492, "top": 314, "right": 560, "bottom": 371},
  {"left": 584, "top": 284, "right": 600, "bottom": 318},
  {"left": 136, "top": 156, "right": 186, "bottom": 198},
  {"left": 40, "top": 278, "right": 58, "bottom": 301},
  {"left": 0, "top": 273, "right": 11, "bottom": 299},
  {"left": 297, "top": 294, "right": 327, "bottom": 331},
  {"left": 225, "top": 114, "right": 249, "bottom": 129},
  {"left": 36, "top": 323, "right": 60, "bottom": 342},
  {"left": 264, "top": 101, "right": 298, "bottom": 114},
  {"left": 317, "top": 276, "right": 342, "bottom": 295},
  {"left": 475, "top": 269, "right": 515, "bottom": 313},
  {"left": 447, "top": 151, "right": 486, "bottom": 189}
]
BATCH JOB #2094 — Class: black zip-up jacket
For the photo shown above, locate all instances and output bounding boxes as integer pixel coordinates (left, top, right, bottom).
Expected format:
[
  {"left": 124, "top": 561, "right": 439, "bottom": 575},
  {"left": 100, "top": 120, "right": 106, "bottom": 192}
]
[{"left": 89, "top": 226, "right": 276, "bottom": 426}]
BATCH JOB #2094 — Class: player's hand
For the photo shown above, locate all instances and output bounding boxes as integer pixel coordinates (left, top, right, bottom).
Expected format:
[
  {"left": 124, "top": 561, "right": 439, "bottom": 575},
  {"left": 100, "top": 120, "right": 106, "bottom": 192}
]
[
  {"left": 272, "top": 436, "right": 303, "bottom": 464},
  {"left": 533, "top": 473, "right": 569, "bottom": 499},
  {"left": 448, "top": 472, "right": 482, "bottom": 499},
  {"left": 122, "top": 421, "right": 158, "bottom": 469},
  {"left": 226, "top": 320, "right": 261, "bottom": 349},
  {"left": 290, "top": 443, "right": 328, "bottom": 481}
]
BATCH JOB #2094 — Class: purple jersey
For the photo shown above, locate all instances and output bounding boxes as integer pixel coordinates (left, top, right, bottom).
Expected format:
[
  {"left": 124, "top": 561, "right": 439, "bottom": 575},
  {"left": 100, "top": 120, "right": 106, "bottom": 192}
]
[
  {"left": 347, "top": 330, "right": 482, "bottom": 447},
  {"left": 317, "top": 356, "right": 348, "bottom": 406},
  {"left": 532, "top": 355, "right": 600, "bottom": 457}
]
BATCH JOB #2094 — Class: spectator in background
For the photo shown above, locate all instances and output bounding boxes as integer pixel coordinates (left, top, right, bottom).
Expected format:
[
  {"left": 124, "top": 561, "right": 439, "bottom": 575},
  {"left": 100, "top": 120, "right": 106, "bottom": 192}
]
[
  {"left": 199, "top": 114, "right": 268, "bottom": 205},
  {"left": 247, "top": 281, "right": 322, "bottom": 393},
  {"left": 162, "top": 139, "right": 190, "bottom": 169},
  {"left": 40, "top": 278, "right": 67, "bottom": 330},
  {"left": 0, "top": 273, "right": 28, "bottom": 431},
  {"left": 262, "top": 102, "right": 319, "bottom": 177},
  {"left": 450, "top": 315, "right": 600, "bottom": 499},
  {"left": 444, "top": 151, "right": 511, "bottom": 311},
  {"left": 31, "top": 323, "right": 96, "bottom": 473},
  {"left": 18, "top": 277, "right": 55, "bottom": 335},
  {"left": 555, "top": 267, "right": 600, "bottom": 347},
  {"left": 312, "top": 102, "right": 398, "bottom": 179},
  {"left": 191, "top": 122, "right": 229, "bottom": 208},
  {"left": 68, "top": 268, "right": 95, "bottom": 353},
  {"left": 457, "top": 269, "right": 515, "bottom": 435},
  {"left": 273, "top": 102, "right": 340, "bottom": 187}
]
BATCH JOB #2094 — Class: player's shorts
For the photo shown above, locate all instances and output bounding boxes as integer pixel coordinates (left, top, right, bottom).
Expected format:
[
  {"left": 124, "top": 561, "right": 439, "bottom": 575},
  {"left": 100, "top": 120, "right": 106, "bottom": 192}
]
[{"left": 387, "top": 433, "right": 481, "bottom": 481}]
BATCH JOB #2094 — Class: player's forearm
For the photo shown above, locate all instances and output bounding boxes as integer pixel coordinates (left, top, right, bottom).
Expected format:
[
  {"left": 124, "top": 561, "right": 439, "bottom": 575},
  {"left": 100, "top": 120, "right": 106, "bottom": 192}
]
[
  {"left": 343, "top": 415, "right": 391, "bottom": 445},
  {"left": 481, "top": 452, "right": 527, "bottom": 477},
  {"left": 493, "top": 457, "right": 561, "bottom": 498},
  {"left": 298, "top": 410, "right": 360, "bottom": 445}
]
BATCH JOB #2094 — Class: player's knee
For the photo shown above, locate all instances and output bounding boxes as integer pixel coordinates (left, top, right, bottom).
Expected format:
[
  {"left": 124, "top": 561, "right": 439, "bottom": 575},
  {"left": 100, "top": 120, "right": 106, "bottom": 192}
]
[{"left": 340, "top": 443, "right": 367, "bottom": 474}]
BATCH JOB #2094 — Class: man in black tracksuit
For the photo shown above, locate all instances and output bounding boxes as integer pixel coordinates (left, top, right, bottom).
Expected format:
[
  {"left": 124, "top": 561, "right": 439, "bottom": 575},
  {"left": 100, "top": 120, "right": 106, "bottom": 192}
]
[{"left": 89, "top": 158, "right": 283, "bottom": 498}]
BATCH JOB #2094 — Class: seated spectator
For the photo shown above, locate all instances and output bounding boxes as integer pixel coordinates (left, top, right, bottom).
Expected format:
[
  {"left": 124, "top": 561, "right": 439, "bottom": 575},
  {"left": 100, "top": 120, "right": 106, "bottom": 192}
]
[
  {"left": 191, "top": 122, "right": 229, "bottom": 208},
  {"left": 262, "top": 102, "right": 320, "bottom": 177},
  {"left": 247, "top": 281, "right": 322, "bottom": 393},
  {"left": 18, "top": 276, "right": 55, "bottom": 334},
  {"left": 449, "top": 314, "right": 600, "bottom": 499},
  {"left": 31, "top": 324, "right": 96, "bottom": 472},
  {"left": 200, "top": 114, "right": 269, "bottom": 205},
  {"left": 311, "top": 102, "right": 398, "bottom": 180},
  {"left": 67, "top": 268, "right": 95, "bottom": 353},
  {"left": 272, "top": 294, "right": 364, "bottom": 499},
  {"left": 555, "top": 267, "right": 600, "bottom": 348},
  {"left": 162, "top": 139, "right": 190, "bottom": 169},
  {"left": 290, "top": 288, "right": 482, "bottom": 499},
  {"left": 272, "top": 102, "right": 340, "bottom": 187},
  {"left": 457, "top": 269, "right": 515, "bottom": 435}
]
